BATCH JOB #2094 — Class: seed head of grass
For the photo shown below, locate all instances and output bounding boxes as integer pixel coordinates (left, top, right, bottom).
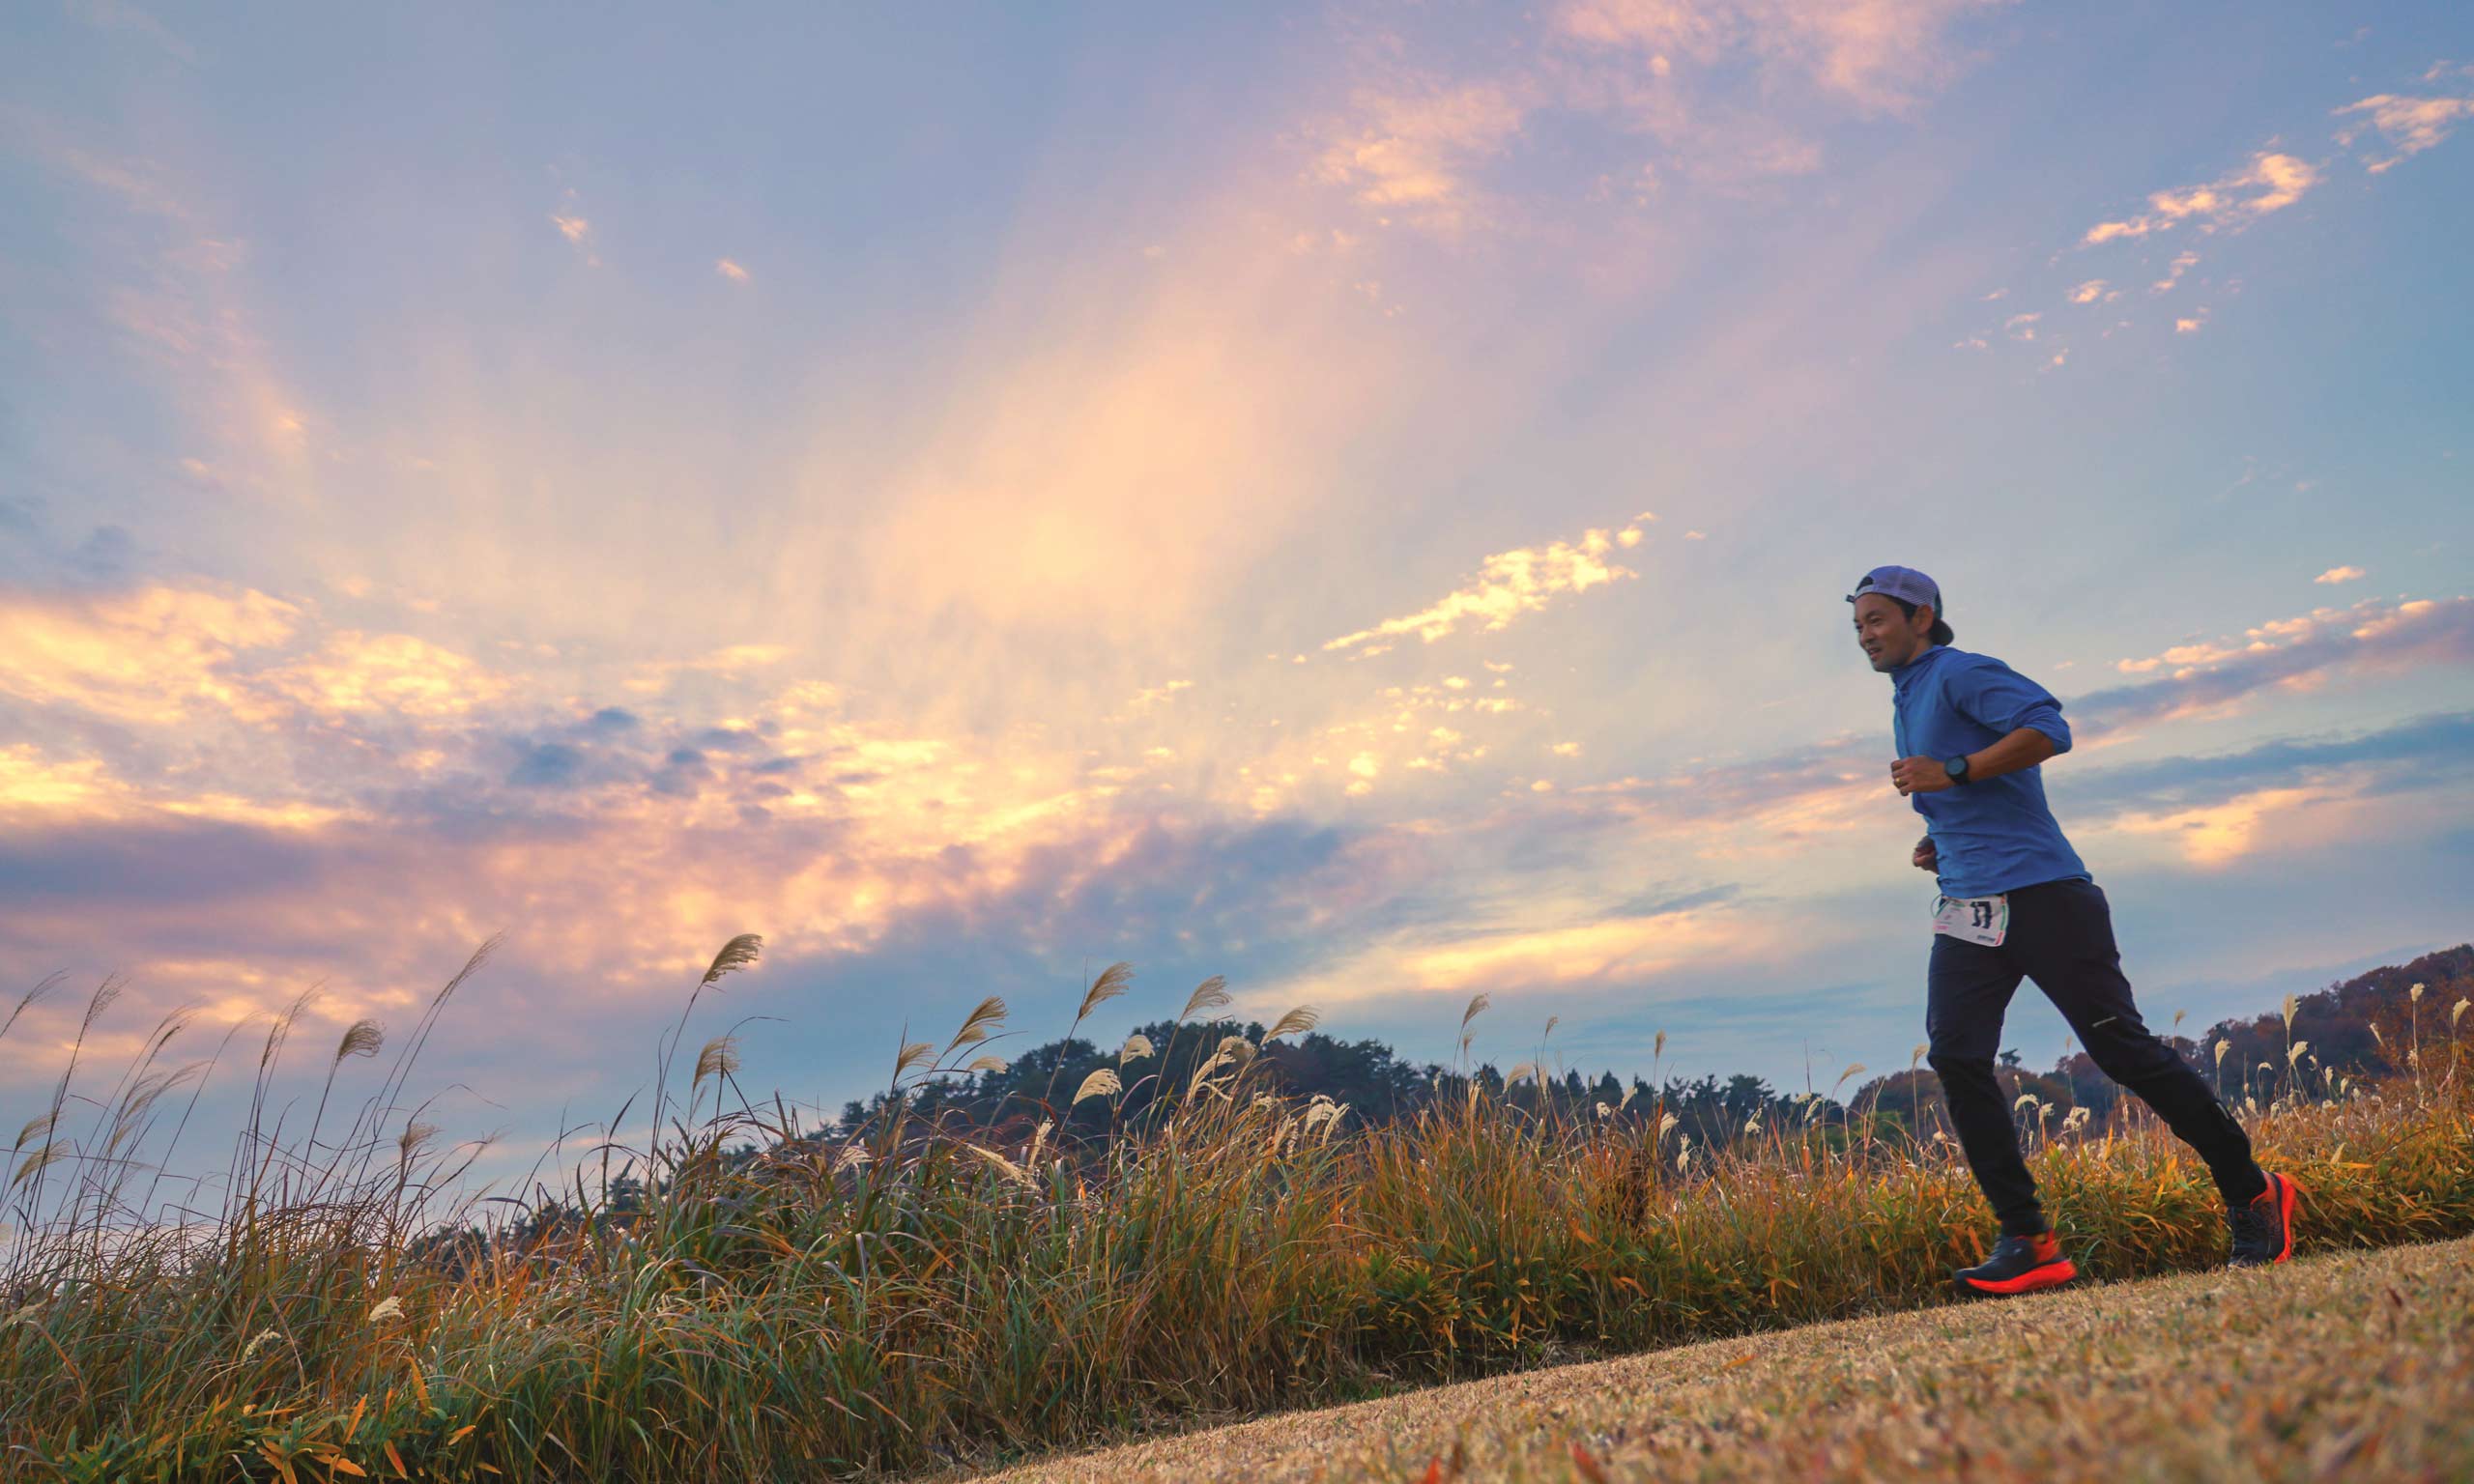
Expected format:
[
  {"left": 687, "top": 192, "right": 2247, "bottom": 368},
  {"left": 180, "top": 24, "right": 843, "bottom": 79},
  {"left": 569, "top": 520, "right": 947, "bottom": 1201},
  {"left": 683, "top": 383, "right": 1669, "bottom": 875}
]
[
  {"left": 13, "top": 1142, "right": 64, "bottom": 1188},
  {"left": 1119, "top": 1033, "right": 1154, "bottom": 1063},
  {"left": 967, "top": 1054, "right": 1010, "bottom": 1074},
  {"left": 700, "top": 932, "right": 763, "bottom": 989},
  {"left": 945, "top": 995, "right": 1006, "bottom": 1054},
  {"left": 1177, "top": 974, "right": 1229, "bottom": 1021},
  {"left": 964, "top": 1142, "right": 1034, "bottom": 1188},
  {"left": 2283, "top": 993, "right": 2299, "bottom": 1031},
  {"left": 367, "top": 1296, "right": 404, "bottom": 1323},
  {"left": 333, "top": 1018, "right": 384, "bottom": 1063},
  {"left": 694, "top": 1036, "right": 740, "bottom": 1084},
  {"left": 2410, "top": 982, "right": 2426, "bottom": 1003},
  {"left": 1265, "top": 1005, "right": 1321, "bottom": 1042},
  {"left": 1460, "top": 993, "right": 1490, "bottom": 1035},
  {"left": 398, "top": 1121, "right": 440, "bottom": 1161},
  {"left": 14, "top": 1111, "right": 56, "bottom": 1153},
  {"left": 1072, "top": 1069, "right": 1122, "bottom": 1106},
  {"left": 2215, "top": 1040, "right": 2231, "bottom": 1065},
  {"left": 239, "top": 1327, "right": 285, "bottom": 1362},
  {"left": 2287, "top": 1041, "right": 2310, "bottom": 1067},
  {"left": 894, "top": 1041, "right": 935, "bottom": 1078},
  {"left": 1080, "top": 962, "right": 1135, "bottom": 1022}
]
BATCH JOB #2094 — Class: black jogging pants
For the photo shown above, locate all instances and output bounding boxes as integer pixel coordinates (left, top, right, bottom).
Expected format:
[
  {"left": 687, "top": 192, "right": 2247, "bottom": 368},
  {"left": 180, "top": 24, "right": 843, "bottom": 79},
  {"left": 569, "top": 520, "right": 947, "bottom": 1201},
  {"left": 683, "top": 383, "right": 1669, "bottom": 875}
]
[{"left": 1925, "top": 875, "right": 2266, "bottom": 1238}]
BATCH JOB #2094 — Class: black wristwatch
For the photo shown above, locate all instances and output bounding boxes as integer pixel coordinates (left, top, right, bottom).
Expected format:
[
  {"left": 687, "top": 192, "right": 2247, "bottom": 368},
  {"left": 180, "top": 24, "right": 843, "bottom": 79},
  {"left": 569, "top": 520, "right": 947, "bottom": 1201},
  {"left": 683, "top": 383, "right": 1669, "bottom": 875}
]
[{"left": 1943, "top": 754, "right": 1972, "bottom": 785}]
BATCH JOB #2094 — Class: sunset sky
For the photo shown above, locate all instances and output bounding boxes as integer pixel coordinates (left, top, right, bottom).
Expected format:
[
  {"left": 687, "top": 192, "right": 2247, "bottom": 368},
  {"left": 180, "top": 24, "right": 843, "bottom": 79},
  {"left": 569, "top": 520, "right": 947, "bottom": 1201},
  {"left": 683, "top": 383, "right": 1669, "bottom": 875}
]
[{"left": 4, "top": 2, "right": 2470, "bottom": 1191}]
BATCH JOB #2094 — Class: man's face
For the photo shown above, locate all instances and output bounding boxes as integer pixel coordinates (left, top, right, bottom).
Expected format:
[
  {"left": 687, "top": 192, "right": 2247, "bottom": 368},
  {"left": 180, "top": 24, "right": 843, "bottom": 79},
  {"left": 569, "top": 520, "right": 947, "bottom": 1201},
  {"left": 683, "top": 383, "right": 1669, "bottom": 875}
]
[{"left": 1853, "top": 592, "right": 1932, "bottom": 672}]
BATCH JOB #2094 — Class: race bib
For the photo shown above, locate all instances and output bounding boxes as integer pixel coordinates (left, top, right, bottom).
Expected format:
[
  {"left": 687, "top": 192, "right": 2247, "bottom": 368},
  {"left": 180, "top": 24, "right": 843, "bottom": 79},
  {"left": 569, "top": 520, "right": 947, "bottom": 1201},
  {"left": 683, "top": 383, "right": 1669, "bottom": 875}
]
[{"left": 1932, "top": 892, "right": 2008, "bottom": 948}]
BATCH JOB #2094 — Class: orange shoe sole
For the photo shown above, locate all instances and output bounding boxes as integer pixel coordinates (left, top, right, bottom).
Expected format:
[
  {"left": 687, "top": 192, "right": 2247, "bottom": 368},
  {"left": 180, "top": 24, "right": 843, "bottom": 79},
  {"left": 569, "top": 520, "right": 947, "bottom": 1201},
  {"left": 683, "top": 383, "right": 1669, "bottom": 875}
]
[
  {"left": 1957, "top": 1257, "right": 2079, "bottom": 1297},
  {"left": 2265, "top": 1173, "right": 2300, "bottom": 1263}
]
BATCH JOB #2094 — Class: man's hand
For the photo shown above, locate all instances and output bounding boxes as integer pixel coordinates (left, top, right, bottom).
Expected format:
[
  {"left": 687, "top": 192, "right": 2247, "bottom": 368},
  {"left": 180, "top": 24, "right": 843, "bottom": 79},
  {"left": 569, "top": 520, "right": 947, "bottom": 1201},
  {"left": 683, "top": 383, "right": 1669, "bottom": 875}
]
[
  {"left": 1891, "top": 756, "right": 1954, "bottom": 795},
  {"left": 1913, "top": 835, "right": 1938, "bottom": 871}
]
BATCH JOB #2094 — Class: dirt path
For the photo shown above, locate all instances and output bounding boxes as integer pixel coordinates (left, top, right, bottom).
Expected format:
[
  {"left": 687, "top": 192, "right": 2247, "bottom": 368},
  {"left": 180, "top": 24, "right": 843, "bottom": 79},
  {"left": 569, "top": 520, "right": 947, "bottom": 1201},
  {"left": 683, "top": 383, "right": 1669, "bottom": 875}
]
[{"left": 956, "top": 1236, "right": 2474, "bottom": 1483}]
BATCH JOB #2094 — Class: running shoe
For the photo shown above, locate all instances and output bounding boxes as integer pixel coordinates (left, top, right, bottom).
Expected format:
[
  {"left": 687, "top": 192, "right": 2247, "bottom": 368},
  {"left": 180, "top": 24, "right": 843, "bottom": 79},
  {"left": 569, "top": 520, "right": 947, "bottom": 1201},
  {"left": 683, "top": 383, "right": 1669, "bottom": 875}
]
[
  {"left": 1954, "top": 1230, "right": 2079, "bottom": 1297},
  {"left": 2227, "top": 1171, "right": 2300, "bottom": 1268}
]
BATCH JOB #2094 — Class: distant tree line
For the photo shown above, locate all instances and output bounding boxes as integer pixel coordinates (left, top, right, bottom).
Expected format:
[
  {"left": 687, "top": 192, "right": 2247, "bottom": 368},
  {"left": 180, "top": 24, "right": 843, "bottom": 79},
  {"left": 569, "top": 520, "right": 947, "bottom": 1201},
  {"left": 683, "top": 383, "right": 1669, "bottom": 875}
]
[{"left": 834, "top": 943, "right": 2473, "bottom": 1154}]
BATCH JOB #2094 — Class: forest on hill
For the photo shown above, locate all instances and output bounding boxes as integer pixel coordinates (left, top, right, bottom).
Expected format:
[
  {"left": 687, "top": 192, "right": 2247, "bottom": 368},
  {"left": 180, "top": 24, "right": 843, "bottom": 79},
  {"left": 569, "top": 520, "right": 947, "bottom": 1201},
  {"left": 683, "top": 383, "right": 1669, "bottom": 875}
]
[{"left": 831, "top": 942, "right": 2474, "bottom": 1155}]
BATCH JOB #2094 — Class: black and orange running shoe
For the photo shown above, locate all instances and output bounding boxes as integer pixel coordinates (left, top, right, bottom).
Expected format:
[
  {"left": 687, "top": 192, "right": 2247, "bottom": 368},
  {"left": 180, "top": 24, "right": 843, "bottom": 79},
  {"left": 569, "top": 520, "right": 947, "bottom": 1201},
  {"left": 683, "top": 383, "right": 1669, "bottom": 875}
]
[
  {"left": 1953, "top": 1230, "right": 2079, "bottom": 1297},
  {"left": 2228, "top": 1172, "right": 2301, "bottom": 1268}
]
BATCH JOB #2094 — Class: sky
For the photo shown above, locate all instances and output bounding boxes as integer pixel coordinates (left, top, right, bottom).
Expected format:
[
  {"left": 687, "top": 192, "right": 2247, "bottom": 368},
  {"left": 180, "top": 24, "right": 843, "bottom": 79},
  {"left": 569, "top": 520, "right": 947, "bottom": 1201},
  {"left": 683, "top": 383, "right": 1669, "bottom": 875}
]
[{"left": 4, "top": 1, "right": 2470, "bottom": 1196}]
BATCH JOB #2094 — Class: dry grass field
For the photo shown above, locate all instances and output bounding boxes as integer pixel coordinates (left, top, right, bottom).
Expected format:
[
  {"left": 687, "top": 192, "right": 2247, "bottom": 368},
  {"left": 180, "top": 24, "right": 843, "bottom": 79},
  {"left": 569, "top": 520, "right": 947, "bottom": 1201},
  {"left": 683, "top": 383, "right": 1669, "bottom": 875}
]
[
  {"left": 5, "top": 946, "right": 2466, "bottom": 1480},
  {"left": 962, "top": 1233, "right": 2474, "bottom": 1484}
]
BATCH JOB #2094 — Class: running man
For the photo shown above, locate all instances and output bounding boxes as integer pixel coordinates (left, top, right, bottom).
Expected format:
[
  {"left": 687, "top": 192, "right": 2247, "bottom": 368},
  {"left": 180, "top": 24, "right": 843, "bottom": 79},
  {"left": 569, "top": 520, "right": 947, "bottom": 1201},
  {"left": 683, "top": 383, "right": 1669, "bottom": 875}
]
[{"left": 1848, "top": 565, "right": 2299, "bottom": 1295}]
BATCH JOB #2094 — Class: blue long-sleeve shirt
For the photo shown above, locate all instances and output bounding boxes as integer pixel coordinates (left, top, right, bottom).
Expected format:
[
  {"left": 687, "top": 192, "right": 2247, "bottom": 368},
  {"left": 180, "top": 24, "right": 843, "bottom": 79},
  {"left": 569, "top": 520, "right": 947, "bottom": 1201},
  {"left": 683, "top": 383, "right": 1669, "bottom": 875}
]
[{"left": 1888, "top": 645, "right": 2089, "bottom": 897}]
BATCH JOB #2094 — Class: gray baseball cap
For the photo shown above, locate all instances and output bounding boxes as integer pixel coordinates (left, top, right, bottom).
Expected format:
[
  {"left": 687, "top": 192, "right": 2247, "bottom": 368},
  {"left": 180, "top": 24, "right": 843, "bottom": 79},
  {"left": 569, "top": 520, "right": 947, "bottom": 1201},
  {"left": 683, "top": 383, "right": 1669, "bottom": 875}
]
[{"left": 1846, "top": 565, "right": 1942, "bottom": 613}]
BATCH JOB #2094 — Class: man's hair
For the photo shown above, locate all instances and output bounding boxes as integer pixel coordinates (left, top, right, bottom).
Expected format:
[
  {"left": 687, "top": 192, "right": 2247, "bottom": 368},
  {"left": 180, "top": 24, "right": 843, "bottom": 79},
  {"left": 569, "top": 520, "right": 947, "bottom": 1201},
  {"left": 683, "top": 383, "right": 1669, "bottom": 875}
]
[{"left": 1892, "top": 597, "right": 1956, "bottom": 646}]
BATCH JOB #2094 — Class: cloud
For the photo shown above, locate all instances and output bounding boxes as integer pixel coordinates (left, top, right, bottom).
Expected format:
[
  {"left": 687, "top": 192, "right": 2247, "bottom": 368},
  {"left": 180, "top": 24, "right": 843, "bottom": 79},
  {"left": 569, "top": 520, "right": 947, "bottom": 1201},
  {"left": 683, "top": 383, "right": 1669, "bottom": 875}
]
[
  {"left": 550, "top": 191, "right": 601, "bottom": 266},
  {"left": 2080, "top": 595, "right": 2474, "bottom": 734},
  {"left": 2082, "top": 152, "right": 2318, "bottom": 244},
  {"left": 1320, "top": 517, "right": 1649, "bottom": 654},
  {"left": 0, "top": 584, "right": 302, "bottom": 725},
  {"left": 1553, "top": 0, "right": 2014, "bottom": 113},
  {"left": 2334, "top": 90, "right": 2474, "bottom": 173},
  {"left": 264, "top": 631, "right": 510, "bottom": 720},
  {"left": 1316, "top": 78, "right": 1530, "bottom": 231},
  {"left": 2314, "top": 565, "right": 2366, "bottom": 585},
  {"left": 2105, "top": 784, "right": 2329, "bottom": 868},
  {"left": 2150, "top": 250, "right": 2199, "bottom": 294},
  {"left": 715, "top": 258, "right": 750, "bottom": 282},
  {"left": 1316, "top": 0, "right": 2009, "bottom": 235},
  {"left": 2055, "top": 711, "right": 2474, "bottom": 821},
  {"left": 2067, "top": 280, "right": 2108, "bottom": 304}
]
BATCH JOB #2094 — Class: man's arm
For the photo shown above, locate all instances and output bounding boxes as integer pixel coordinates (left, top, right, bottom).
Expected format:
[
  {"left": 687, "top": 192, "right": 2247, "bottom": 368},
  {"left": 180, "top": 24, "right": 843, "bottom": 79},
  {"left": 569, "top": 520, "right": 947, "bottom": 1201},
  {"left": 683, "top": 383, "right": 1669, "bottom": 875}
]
[
  {"left": 1891, "top": 727, "right": 2057, "bottom": 794},
  {"left": 1967, "top": 725, "right": 2057, "bottom": 782}
]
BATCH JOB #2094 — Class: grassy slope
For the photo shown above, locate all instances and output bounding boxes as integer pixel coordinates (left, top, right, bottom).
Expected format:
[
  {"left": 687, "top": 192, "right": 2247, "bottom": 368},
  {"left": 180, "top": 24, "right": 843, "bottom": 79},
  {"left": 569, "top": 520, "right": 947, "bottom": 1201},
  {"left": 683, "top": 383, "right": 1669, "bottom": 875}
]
[{"left": 957, "top": 1235, "right": 2474, "bottom": 1483}]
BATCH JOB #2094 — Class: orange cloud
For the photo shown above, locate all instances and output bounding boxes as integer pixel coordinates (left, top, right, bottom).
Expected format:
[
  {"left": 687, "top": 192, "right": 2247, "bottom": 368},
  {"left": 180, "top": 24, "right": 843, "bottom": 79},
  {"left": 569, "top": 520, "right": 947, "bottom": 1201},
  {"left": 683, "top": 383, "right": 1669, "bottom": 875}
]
[
  {"left": 1320, "top": 517, "right": 1648, "bottom": 653},
  {"left": 0, "top": 585, "right": 302, "bottom": 725},
  {"left": 2083, "top": 152, "right": 2317, "bottom": 244},
  {"left": 264, "top": 631, "right": 511, "bottom": 720},
  {"left": 2104, "top": 785, "right": 2333, "bottom": 868},
  {"left": 2335, "top": 90, "right": 2474, "bottom": 172},
  {"left": 2314, "top": 565, "right": 2366, "bottom": 585}
]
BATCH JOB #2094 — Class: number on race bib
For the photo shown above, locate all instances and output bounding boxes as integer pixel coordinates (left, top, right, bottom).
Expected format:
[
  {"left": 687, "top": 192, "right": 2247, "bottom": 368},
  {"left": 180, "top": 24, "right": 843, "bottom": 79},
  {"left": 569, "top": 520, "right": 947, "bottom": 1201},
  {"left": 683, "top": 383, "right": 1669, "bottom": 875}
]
[{"left": 1932, "top": 892, "right": 2009, "bottom": 948}]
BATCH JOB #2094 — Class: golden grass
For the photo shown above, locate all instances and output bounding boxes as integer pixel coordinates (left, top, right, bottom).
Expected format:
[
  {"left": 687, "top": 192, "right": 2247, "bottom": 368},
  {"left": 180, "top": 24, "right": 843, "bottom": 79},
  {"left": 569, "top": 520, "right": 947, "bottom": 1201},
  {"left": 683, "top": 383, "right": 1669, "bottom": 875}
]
[{"left": 1, "top": 943, "right": 2467, "bottom": 1481}]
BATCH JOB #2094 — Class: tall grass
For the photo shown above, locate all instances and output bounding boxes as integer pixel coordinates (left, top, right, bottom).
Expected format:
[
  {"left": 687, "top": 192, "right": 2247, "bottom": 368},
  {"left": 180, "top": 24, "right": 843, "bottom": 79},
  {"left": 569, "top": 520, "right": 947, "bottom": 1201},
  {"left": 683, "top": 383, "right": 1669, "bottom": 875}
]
[{"left": 4, "top": 943, "right": 2469, "bottom": 1482}]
